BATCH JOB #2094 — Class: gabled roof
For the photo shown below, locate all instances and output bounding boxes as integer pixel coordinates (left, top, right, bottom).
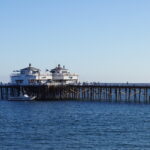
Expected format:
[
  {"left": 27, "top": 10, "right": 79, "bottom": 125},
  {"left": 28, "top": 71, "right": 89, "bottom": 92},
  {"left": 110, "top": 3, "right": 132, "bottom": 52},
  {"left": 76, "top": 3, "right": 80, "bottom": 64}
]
[
  {"left": 50, "top": 64, "right": 68, "bottom": 72},
  {"left": 21, "top": 64, "right": 40, "bottom": 72}
]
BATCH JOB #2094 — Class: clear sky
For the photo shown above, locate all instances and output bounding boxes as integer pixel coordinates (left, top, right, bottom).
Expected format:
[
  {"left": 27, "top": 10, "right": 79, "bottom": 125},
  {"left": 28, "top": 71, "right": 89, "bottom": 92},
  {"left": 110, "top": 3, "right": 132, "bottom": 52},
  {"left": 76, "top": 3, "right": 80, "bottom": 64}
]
[{"left": 0, "top": 0, "right": 150, "bottom": 83}]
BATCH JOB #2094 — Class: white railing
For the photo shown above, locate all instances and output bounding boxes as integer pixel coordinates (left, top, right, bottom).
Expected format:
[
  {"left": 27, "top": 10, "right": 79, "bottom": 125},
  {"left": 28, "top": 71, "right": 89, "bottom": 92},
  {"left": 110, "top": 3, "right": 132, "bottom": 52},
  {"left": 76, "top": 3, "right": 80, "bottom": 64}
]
[{"left": 79, "top": 82, "right": 150, "bottom": 87}]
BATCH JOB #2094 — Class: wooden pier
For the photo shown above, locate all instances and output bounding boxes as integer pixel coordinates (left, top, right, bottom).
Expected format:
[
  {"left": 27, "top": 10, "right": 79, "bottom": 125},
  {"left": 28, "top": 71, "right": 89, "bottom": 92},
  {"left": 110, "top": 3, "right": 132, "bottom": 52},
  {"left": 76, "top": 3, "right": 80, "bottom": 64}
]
[{"left": 1, "top": 83, "right": 150, "bottom": 103}]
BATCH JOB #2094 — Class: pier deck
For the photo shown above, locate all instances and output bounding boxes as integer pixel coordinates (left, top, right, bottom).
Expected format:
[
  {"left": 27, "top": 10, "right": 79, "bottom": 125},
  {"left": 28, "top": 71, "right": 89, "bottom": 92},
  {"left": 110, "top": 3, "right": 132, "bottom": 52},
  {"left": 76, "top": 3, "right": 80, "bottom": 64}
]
[{"left": 1, "top": 83, "right": 150, "bottom": 103}]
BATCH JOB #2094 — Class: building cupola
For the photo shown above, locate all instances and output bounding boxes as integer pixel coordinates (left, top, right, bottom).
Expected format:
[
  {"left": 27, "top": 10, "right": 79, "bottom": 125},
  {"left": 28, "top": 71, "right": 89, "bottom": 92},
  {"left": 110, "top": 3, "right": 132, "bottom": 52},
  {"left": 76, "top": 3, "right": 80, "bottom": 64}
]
[{"left": 58, "top": 64, "right": 61, "bottom": 68}]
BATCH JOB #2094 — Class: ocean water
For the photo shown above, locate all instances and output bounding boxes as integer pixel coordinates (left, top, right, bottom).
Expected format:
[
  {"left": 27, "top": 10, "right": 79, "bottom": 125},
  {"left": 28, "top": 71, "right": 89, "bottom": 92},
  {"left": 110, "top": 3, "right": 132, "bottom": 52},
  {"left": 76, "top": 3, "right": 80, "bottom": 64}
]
[{"left": 0, "top": 100, "right": 150, "bottom": 150}]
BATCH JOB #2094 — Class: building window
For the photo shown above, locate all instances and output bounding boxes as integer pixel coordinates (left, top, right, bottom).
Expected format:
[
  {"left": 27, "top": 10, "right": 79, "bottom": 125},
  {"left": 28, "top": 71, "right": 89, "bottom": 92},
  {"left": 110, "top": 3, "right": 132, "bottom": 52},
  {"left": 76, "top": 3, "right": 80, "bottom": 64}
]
[
  {"left": 29, "top": 80, "right": 35, "bottom": 84},
  {"left": 21, "top": 71, "right": 25, "bottom": 74},
  {"left": 16, "top": 80, "right": 23, "bottom": 84}
]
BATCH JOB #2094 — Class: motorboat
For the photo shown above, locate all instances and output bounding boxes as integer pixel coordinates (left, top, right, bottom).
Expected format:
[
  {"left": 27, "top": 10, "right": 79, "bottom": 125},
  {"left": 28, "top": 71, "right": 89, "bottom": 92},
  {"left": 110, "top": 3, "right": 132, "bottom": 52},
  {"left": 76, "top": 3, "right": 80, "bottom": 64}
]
[{"left": 8, "top": 94, "right": 36, "bottom": 101}]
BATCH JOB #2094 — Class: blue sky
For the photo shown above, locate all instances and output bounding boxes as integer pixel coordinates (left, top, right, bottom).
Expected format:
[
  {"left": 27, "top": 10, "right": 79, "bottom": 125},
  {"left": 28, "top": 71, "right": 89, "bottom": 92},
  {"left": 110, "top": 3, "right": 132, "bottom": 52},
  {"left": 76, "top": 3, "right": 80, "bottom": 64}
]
[{"left": 0, "top": 0, "right": 150, "bottom": 82}]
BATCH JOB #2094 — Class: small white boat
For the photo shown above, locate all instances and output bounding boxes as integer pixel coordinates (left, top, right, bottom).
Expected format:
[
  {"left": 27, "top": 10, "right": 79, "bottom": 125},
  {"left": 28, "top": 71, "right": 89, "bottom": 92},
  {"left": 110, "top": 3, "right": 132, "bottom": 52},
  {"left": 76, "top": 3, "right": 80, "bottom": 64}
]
[{"left": 8, "top": 94, "right": 36, "bottom": 101}]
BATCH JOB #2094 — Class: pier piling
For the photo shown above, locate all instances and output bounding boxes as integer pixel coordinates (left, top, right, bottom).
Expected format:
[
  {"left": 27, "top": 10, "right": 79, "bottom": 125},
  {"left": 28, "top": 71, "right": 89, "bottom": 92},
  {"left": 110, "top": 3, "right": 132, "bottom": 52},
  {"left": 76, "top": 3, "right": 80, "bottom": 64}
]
[{"left": 1, "top": 84, "right": 150, "bottom": 103}]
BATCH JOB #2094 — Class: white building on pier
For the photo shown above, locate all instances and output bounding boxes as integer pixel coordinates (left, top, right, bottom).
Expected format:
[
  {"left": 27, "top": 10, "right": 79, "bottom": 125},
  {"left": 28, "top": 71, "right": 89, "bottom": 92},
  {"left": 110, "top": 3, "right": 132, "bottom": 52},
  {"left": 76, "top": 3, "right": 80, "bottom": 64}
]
[
  {"left": 50, "top": 64, "right": 78, "bottom": 84},
  {"left": 11, "top": 64, "right": 52, "bottom": 85}
]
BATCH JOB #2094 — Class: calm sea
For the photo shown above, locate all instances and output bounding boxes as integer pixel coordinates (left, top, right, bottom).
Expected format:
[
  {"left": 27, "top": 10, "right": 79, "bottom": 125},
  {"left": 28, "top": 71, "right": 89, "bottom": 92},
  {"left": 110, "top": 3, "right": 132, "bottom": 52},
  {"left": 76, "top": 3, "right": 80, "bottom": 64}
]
[{"left": 0, "top": 100, "right": 150, "bottom": 150}]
